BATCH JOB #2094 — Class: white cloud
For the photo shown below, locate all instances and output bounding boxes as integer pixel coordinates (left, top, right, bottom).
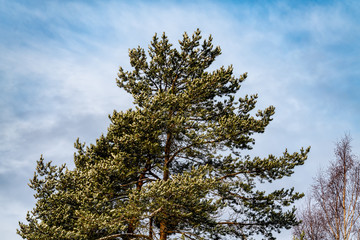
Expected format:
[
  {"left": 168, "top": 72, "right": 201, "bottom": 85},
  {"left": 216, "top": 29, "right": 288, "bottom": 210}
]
[{"left": 1, "top": 1, "right": 360, "bottom": 239}]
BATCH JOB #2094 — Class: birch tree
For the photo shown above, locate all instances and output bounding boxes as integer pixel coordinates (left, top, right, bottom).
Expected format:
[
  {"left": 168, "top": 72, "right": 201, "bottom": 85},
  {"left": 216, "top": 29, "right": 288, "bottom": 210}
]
[{"left": 294, "top": 135, "right": 360, "bottom": 240}]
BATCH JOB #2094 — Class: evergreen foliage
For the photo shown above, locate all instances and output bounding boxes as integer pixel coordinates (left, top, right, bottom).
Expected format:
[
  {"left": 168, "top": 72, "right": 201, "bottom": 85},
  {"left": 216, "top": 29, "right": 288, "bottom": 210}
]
[{"left": 18, "top": 29, "right": 310, "bottom": 240}]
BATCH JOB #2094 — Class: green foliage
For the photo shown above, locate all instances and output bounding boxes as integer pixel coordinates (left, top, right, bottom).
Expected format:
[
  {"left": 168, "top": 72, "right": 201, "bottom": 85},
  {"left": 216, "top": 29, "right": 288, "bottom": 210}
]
[
  {"left": 18, "top": 29, "right": 309, "bottom": 240},
  {"left": 293, "top": 232, "right": 307, "bottom": 240}
]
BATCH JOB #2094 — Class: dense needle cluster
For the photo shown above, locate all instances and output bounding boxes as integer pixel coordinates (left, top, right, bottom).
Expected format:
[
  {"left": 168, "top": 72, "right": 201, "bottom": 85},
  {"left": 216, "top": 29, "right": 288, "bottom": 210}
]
[{"left": 18, "top": 29, "right": 309, "bottom": 240}]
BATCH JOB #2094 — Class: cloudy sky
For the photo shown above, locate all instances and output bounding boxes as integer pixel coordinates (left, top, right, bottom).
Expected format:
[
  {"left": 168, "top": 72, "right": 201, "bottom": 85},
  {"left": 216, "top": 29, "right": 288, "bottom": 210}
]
[{"left": 1, "top": 0, "right": 360, "bottom": 239}]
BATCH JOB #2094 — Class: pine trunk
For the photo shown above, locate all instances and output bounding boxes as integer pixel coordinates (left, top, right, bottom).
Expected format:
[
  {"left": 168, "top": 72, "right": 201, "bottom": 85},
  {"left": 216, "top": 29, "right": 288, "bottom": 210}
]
[{"left": 160, "top": 221, "right": 167, "bottom": 240}]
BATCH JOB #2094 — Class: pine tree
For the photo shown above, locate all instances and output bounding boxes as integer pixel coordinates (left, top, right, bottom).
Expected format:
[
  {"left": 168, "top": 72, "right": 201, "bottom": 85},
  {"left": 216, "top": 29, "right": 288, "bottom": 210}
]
[{"left": 18, "top": 29, "right": 310, "bottom": 240}]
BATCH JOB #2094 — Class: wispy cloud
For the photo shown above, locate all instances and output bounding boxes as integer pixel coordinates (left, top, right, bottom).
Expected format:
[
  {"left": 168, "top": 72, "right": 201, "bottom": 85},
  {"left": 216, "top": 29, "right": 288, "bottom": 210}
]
[{"left": 1, "top": 1, "right": 359, "bottom": 239}]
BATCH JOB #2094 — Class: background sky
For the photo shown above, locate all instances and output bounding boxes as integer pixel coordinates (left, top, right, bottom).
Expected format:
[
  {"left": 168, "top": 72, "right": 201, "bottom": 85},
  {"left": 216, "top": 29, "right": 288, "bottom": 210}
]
[{"left": 1, "top": 0, "right": 360, "bottom": 239}]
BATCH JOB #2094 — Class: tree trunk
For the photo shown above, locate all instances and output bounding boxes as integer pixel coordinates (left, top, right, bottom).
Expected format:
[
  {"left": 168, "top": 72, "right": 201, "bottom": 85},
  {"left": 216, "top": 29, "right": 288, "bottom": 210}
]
[
  {"left": 160, "top": 221, "right": 167, "bottom": 240},
  {"left": 159, "top": 130, "right": 171, "bottom": 240}
]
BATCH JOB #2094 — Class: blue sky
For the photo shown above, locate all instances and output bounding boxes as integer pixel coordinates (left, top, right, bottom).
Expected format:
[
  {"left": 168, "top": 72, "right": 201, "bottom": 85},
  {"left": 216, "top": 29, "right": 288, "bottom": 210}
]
[{"left": 1, "top": 0, "right": 360, "bottom": 239}]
